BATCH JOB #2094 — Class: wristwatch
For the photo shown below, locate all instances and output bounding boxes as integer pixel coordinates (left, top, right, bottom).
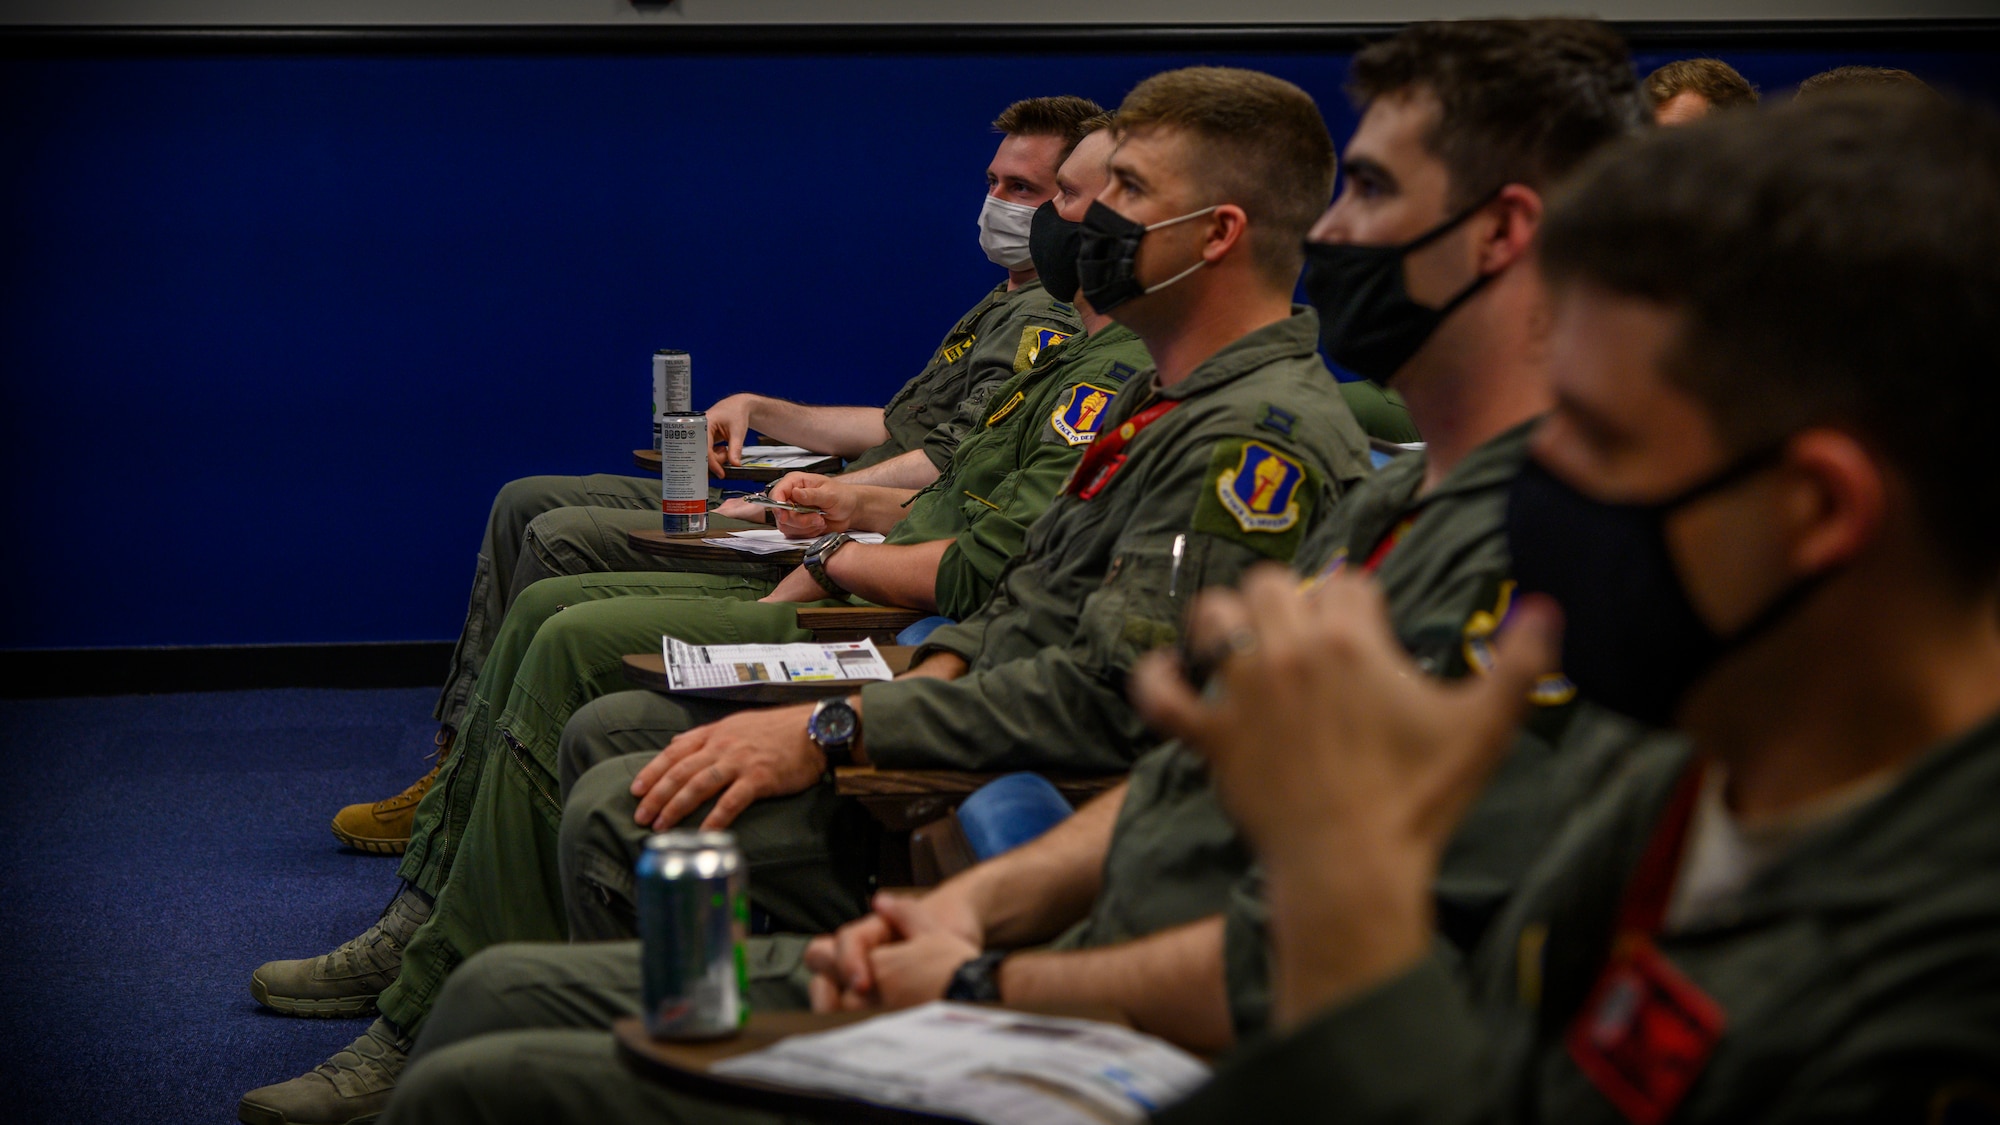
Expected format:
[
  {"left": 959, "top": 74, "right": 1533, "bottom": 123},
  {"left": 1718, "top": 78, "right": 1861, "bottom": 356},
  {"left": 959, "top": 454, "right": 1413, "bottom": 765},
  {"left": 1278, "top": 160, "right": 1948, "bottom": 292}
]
[
  {"left": 806, "top": 697, "right": 860, "bottom": 768},
  {"left": 944, "top": 950, "right": 1008, "bottom": 1003},
  {"left": 803, "top": 532, "right": 855, "bottom": 598}
]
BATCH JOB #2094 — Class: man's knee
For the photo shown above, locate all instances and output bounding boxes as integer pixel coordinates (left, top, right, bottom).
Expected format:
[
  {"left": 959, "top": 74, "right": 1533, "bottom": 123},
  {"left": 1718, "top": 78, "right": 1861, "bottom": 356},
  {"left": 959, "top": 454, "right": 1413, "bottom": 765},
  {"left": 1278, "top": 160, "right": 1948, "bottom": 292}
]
[{"left": 412, "top": 944, "right": 547, "bottom": 1058}]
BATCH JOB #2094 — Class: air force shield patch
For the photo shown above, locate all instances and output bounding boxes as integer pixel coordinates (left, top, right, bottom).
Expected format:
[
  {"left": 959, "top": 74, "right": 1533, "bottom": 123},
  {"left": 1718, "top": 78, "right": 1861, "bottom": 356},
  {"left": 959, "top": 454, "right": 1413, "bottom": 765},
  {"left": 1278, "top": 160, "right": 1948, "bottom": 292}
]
[
  {"left": 1217, "top": 442, "right": 1305, "bottom": 534},
  {"left": 1015, "top": 325, "right": 1072, "bottom": 372},
  {"left": 1049, "top": 383, "right": 1118, "bottom": 446}
]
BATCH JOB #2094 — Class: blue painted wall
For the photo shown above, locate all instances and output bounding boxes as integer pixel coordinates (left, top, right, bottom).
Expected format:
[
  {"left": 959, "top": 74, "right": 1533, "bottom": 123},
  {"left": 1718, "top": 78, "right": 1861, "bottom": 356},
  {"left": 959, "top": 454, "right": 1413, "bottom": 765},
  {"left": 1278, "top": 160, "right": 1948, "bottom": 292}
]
[{"left": 3, "top": 46, "right": 1995, "bottom": 650}]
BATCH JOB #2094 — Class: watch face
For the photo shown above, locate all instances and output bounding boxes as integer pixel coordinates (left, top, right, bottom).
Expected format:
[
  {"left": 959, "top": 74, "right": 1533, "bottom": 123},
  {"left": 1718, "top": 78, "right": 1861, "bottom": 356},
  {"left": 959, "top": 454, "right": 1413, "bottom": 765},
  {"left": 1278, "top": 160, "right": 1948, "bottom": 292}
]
[{"left": 811, "top": 702, "right": 856, "bottom": 745}]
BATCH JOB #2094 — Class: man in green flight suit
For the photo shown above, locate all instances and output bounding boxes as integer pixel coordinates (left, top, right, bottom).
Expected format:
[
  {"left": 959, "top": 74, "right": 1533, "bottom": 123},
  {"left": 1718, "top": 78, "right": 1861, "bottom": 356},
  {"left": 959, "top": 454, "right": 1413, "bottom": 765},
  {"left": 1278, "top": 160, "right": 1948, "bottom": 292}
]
[
  {"left": 1148, "top": 89, "right": 2000, "bottom": 1124},
  {"left": 238, "top": 117, "right": 1141, "bottom": 1125},
  {"left": 371, "top": 62, "right": 1376, "bottom": 1125},
  {"left": 336, "top": 95, "right": 1095, "bottom": 854}
]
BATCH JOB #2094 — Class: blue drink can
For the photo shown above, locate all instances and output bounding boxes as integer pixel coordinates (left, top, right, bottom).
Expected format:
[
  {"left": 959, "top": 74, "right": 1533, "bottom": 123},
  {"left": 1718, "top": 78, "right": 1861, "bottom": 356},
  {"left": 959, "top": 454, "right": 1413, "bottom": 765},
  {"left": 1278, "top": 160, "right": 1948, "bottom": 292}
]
[{"left": 637, "top": 829, "right": 748, "bottom": 1039}]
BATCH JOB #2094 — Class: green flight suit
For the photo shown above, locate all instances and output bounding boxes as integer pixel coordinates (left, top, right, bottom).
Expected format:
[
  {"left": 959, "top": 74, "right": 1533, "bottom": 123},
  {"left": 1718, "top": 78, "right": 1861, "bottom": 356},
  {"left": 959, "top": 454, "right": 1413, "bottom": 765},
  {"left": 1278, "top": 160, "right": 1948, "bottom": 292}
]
[
  {"left": 430, "top": 281, "right": 1078, "bottom": 730},
  {"left": 372, "top": 322, "right": 1145, "bottom": 1037},
  {"left": 553, "top": 308, "right": 1370, "bottom": 946},
  {"left": 1160, "top": 710, "right": 2000, "bottom": 1124}
]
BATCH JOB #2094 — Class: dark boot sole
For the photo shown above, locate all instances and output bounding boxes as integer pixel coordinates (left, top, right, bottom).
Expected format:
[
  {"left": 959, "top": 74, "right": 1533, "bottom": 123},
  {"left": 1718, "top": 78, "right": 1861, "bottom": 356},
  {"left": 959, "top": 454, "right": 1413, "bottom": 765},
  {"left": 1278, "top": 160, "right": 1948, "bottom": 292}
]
[
  {"left": 250, "top": 975, "right": 381, "bottom": 1019},
  {"left": 329, "top": 822, "right": 408, "bottom": 856},
  {"left": 239, "top": 1100, "right": 382, "bottom": 1125}
]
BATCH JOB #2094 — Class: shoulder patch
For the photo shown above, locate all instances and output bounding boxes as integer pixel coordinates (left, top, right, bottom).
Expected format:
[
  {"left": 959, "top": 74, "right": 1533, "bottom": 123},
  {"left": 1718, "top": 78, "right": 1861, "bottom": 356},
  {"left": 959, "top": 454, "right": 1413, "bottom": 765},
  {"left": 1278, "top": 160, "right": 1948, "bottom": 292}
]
[
  {"left": 1047, "top": 383, "right": 1119, "bottom": 446},
  {"left": 1258, "top": 405, "right": 1297, "bottom": 437},
  {"left": 1191, "top": 439, "right": 1316, "bottom": 560},
  {"left": 1015, "top": 325, "right": 1072, "bottom": 373},
  {"left": 984, "top": 390, "right": 1026, "bottom": 427}
]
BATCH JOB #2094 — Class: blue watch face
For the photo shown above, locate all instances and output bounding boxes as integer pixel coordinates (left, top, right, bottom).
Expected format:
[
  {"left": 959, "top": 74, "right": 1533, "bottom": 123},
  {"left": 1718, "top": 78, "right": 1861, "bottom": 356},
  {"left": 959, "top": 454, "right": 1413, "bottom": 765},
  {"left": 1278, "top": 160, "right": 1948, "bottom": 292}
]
[{"left": 811, "top": 703, "right": 856, "bottom": 745}]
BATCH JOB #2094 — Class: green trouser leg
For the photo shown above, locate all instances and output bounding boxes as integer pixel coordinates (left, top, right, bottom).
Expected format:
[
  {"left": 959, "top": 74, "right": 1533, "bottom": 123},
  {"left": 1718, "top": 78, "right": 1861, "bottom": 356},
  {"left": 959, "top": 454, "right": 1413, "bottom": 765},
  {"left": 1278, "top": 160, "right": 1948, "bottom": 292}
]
[
  {"left": 509, "top": 504, "right": 789, "bottom": 604},
  {"left": 401, "top": 570, "right": 780, "bottom": 896},
  {"left": 557, "top": 692, "right": 880, "bottom": 943},
  {"left": 387, "top": 941, "right": 815, "bottom": 1125},
  {"left": 434, "top": 473, "right": 659, "bottom": 730},
  {"left": 379, "top": 590, "right": 833, "bottom": 1036}
]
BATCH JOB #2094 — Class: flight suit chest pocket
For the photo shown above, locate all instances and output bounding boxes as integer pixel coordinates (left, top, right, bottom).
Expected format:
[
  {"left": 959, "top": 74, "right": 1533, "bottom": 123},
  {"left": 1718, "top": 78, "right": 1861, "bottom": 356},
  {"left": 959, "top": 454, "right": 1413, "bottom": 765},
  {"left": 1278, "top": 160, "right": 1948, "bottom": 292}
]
[{"left": 1079, "top": 541, "right": 1206, "bottom": 676}]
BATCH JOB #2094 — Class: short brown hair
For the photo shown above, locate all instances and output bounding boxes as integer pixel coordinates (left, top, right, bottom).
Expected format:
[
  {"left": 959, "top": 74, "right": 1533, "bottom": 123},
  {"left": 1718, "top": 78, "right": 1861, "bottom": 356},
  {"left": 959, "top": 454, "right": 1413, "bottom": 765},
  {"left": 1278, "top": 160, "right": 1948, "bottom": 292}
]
[
  {"left": 1795, "top": 65, "right": 1932, "bottom": 100},
  {"left": 1349, "top": 19, "right": 1650, "bottom": 207},
  {"left": 992, "top": 96, "right": 1108, "bottom": 161},
  {"left": 1542, "top": 91, "right": 2000, "bottom": 585},
  {"left": 1114, "top": 67, "right": 1336, "bottom": 285},
  {"left": 1644, "top": 58, "right": 1759, "bottom": 111}
]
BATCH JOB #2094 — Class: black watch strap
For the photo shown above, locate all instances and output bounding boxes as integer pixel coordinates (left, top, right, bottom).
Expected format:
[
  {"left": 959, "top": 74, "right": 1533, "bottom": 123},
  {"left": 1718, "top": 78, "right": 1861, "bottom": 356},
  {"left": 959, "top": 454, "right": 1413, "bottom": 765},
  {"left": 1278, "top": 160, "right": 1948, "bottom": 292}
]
[
  {"left": 803, "top": 533, "right": 852, "bottom": 598},
  {"left": 943, "top": 950, "right": 1008, "bottom": 1003}
]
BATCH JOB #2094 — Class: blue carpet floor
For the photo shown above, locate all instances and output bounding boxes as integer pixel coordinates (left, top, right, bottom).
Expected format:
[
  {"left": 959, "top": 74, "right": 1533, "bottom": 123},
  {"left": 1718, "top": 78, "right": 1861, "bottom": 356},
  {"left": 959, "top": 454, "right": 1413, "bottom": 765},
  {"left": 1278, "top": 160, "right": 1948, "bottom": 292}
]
[{"left": 0, "top": 688, "right": 439, "bottom": 1124}]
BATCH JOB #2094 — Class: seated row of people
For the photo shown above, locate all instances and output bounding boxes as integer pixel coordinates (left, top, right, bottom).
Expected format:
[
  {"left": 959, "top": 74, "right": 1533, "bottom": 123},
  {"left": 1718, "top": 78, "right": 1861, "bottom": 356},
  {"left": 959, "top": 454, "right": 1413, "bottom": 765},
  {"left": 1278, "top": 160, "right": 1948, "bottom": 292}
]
[{"left": 238, "top": 22, "right": 1998, "bottom": 1125}]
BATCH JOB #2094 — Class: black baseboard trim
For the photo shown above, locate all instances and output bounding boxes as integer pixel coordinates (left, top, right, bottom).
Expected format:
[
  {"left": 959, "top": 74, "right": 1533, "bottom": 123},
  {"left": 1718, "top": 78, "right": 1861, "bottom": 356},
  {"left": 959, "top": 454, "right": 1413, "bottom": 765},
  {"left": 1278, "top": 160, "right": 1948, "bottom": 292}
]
[
  {"left": 3, "top": 19, "right": 1997, "bottom": 58},
  {"left": 0, "top": 641, "right": 452, "bottom": 699}
]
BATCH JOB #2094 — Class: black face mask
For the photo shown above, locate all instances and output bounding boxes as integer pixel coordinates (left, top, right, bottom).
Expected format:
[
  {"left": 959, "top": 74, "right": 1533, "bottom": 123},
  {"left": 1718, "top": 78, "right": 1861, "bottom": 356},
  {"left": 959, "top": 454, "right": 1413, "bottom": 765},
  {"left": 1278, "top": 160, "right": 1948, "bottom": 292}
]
[
  {"left": 1077, "top": 199, "right": 1216, "bottom": 313},
  {"left": 1505, "top": 444, "right": 1831, "bottom": 729},
  {"left": 1300, "top": 187, "right": 1503, "bottom": 385},
  {"left": 1028, "top": 201, "right": 1083, "bottom": 304}
]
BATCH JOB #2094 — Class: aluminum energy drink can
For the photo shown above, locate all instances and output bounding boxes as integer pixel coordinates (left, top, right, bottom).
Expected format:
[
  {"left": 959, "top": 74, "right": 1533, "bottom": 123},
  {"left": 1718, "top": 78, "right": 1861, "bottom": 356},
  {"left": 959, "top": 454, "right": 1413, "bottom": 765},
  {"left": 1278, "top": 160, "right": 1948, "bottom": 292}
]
[
  {"left": 637, "top": 830, "right": 748, "bottom": 1040},
  {"left": 659, "top": 410, "right": 708, "bottom": 535},
  {"left": 652, "top": 349, "right": 692, "bottom": 451}
]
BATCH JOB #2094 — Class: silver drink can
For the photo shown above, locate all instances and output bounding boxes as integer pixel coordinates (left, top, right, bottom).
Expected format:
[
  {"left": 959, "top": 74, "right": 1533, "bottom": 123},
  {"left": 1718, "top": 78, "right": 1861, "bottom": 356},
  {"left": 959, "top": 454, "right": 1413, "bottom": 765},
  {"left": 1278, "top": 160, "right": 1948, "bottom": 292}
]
[
  {"left": 659, "top": 410, "right": 708, "bottom": 535},
  {"left": 637, "top": 830, "right": 748, "bottom": 1040},
  {"left": 652, "top": 349, "right": 692, "bottom": 451}
]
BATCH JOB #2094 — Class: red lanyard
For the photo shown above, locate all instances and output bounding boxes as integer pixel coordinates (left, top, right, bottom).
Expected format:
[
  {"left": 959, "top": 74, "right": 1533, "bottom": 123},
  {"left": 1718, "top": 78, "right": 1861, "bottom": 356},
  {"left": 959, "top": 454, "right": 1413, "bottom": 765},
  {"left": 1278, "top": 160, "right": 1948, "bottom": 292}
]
[
  {"left": 1565, "top": 764, "right": 1727, "bottom": 1125},
  {"left": 1067, "top": 398, "right": 1179, "bottom": 501},
  {"left": 1360, "top": 515, "right": 1417, "bottom": 574}
]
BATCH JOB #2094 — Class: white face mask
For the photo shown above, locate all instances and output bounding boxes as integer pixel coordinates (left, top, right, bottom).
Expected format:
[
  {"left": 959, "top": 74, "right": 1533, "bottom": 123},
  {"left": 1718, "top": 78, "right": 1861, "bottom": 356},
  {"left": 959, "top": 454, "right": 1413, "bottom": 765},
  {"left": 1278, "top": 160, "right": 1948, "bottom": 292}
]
[{"left": 978, "top": 195, "right": 1040, "bottom": 270}]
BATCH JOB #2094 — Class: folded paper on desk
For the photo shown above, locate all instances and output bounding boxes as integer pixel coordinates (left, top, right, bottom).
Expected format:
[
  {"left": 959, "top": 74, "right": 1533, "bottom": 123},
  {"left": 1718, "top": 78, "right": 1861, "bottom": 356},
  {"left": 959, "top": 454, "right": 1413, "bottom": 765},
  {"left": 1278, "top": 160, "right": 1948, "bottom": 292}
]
[
  {"left": 704, "top": 530, "right": 885, "bottom": 556},
  {"left": 738, "top": 444, "right": 833, "bottom": 470},
  {"left": 710, "top": 1002, "right": 1210, "bottom": 1125},
  {"left": 663, "top": 637, "right": 897, "bottom": 691}
]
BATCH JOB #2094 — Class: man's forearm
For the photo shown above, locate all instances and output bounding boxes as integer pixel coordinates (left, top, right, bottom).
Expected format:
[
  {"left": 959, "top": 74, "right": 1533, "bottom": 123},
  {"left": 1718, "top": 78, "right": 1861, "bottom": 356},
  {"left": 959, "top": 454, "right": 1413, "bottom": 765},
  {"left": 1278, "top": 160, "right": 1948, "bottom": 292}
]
[
  {"left": 999, "top": 917, "right": 1234, "bottom": 1056},
  {"left": 751, "top": 399, "right": 890, "bottom": 459},
  {"left": 840, "top": 486, "right": 925, "bottom": 534},
  {"left": 835, "top": 448, "right": 941, "bottom": 489},
  {"left": 826, "top": 541, "right": 949, "bottom": 612},
  {"left": 947, "top": 781, "right": 1128, "bottom": 948}
]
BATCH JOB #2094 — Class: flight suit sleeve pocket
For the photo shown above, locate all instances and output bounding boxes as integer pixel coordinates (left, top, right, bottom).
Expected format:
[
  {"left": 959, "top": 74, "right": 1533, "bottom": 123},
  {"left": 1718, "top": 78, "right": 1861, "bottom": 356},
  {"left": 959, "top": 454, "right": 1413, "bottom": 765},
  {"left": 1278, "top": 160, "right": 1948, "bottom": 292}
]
[{"left": 1072, "top": 541, "right": 1202, "bottom": 680}]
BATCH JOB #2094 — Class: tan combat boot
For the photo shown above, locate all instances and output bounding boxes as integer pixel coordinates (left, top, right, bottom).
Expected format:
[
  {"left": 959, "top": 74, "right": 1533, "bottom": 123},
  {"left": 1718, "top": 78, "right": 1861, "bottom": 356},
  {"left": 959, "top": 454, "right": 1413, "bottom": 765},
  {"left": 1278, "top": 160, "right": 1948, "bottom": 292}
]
[
  {"left": 330, "top": 727, "right": 454, "bottom": 855},
  {"left": 238, "top": 1017, "right": 409, "bottom": 1125},
  {"left": 251, "top": 884, "right": 431, "bottom": 1017}
]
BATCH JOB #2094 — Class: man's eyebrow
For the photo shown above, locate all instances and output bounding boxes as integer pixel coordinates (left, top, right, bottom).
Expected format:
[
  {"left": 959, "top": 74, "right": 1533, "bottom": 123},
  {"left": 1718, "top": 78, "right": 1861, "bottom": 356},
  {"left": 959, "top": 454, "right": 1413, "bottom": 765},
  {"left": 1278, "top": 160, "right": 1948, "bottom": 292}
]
[
  {"left": 1108, "top": 158, "right": 1149, "bottom": 191},
  {"left": 1342, "top": 155, "right": 1397, "bottom": 190}
]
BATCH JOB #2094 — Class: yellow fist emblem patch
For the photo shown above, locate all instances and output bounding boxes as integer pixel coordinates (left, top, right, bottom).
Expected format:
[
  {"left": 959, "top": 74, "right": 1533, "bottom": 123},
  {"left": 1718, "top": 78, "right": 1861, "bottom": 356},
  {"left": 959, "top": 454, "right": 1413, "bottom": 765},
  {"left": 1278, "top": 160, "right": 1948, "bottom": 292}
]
[
  {"left": 1049, "top": 382, "right": 1119, "bottom": 446},
  {"left": 1216, "top": 442, "right": 1305, "bottom": 534}
]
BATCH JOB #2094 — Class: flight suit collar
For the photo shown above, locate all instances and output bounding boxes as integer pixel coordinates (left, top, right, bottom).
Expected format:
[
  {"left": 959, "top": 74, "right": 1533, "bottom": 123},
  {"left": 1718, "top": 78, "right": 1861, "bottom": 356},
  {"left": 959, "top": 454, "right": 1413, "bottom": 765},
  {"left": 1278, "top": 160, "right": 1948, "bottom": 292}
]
[
  {"left": 1340, "top": 416, "right": 1540, "bottom": 565},
  {"left": 1674, "top": 706, "right": 2000, "bottom": 929},
  {"left": 1147, "top": 305, "right": 1323, "bottom": 403}
]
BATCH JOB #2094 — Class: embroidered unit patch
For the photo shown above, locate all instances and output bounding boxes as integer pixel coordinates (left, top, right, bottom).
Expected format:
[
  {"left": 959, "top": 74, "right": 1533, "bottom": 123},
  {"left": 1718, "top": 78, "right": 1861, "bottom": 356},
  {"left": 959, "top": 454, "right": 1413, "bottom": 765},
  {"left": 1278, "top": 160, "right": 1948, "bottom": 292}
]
[
  {"left": 1216, "top": 442, "right": 1305, "bottom": 534},
  {"left": 1015, "top": 325, "right": 1072, "bottom": 372},
  {"left": 1049, "top": 383, "right": 1119, "bottom": 446}
]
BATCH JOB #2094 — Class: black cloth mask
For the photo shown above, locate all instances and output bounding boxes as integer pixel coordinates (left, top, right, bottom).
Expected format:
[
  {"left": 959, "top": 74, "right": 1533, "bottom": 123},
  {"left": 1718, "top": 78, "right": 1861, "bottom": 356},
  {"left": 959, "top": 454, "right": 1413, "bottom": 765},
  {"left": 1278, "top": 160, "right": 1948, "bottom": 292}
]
[
  {"left": 1029, "top": 201, "right": 1083, "bottom": 304},
  {"left": 1077, "top": 199, "right": 1216, "bottom": 313},
  {"left": 1301, "top": 187, "right": 1503, "bottom": 385},
  {"left": 1505, "top": 444, "right": 1832, "bottom": 728}
]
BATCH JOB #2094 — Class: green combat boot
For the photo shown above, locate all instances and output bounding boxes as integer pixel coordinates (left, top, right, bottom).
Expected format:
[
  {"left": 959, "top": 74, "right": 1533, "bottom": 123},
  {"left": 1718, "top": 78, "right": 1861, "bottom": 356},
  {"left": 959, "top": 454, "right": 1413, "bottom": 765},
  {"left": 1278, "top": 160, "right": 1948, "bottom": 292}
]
[
  {"left": 238, "top": 1017, "right": 409, "bottom": 1125},
  {"left": 331, "top": 728, "right": 454, "bottom": 855},
  {"left": 251, "top": 885, "right": 430, "bottom": 1017}
]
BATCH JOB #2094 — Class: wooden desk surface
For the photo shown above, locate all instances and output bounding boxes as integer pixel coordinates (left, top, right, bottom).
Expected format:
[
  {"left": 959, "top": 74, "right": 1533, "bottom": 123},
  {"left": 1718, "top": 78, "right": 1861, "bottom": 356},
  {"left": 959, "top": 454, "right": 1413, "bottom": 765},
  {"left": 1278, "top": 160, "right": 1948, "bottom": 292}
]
[{"left": 628, "top": 526, "right": 806, "bottom": 567}]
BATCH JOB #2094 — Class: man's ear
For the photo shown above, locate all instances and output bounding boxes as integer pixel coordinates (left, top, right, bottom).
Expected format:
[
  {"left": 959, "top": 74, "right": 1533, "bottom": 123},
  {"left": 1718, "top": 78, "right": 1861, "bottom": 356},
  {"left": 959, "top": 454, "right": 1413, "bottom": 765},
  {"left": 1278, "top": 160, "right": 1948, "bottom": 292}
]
[
  {"left": 1479, "top": 184, "right": 1544, "bottom": 274},
  {"left": 1201, "top": 204, "right": 1252, "bottom": 264},
  {"left": 1784, "top": 428, "right": 1887, "bottom": 574}
]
